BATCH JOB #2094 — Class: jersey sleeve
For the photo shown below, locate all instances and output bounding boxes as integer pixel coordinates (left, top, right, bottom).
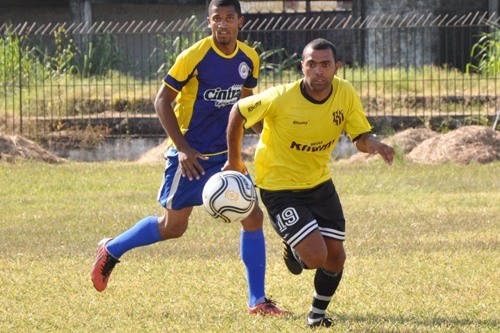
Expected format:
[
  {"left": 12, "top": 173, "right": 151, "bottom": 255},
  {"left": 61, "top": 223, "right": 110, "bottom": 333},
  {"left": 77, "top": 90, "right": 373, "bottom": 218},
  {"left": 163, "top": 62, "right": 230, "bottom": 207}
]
[
  {"left": 239, "top": 41, "right": 260, "bottom": 90},
  {"left": 238, "top": 87, "right": 279, "bottom": 128},
  {"left": 163, "top": 38, "right": 210, "bottom": 92},
  {"left": 163, "top": 50, "right": 195, "bottom": 92},
  {"left": 342, "top": 81, "right": 372, "bottom": 140}
]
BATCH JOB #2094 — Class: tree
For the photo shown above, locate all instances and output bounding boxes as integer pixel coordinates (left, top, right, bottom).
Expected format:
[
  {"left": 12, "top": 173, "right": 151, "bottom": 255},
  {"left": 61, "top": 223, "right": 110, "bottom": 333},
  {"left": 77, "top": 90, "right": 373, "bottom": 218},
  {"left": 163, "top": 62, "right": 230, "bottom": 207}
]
[{"left": 69, "top": 0, "right": 92, "bottom": 28}]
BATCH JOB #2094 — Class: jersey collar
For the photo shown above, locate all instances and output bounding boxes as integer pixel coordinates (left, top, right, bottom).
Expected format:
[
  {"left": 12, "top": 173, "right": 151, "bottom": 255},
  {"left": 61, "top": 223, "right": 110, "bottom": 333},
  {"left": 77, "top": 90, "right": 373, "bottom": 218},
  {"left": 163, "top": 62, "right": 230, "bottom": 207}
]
[
  {"left": 210, "top": 36, "right": 239, "bottom": 58},
  {"left": 300, "top": 80, "right": 333, "bottom": 104}
]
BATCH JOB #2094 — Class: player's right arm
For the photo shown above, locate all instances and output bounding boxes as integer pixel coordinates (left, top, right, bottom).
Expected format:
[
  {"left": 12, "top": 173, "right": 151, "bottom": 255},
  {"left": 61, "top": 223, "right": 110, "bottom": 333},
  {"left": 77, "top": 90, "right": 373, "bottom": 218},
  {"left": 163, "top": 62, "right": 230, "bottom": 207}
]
[
  {"left": 154, "top": 84, "right": 207, "bottom": 180},
  {"left": 223, "top": 103, "right": 247, "bottom": 175},
  {"left": 240, "top": 87, "right": 263, "bottom": 134}
]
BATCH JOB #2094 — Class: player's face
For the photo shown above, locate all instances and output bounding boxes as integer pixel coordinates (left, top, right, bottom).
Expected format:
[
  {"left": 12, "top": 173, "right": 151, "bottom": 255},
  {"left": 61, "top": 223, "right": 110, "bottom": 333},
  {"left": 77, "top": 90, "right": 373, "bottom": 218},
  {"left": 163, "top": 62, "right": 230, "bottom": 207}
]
[
  {"left": 207, "top": 5, "right": 243, "bottom": 53},
  {"left": 301, "top": 47, "right": 340, "bottom": 99}
]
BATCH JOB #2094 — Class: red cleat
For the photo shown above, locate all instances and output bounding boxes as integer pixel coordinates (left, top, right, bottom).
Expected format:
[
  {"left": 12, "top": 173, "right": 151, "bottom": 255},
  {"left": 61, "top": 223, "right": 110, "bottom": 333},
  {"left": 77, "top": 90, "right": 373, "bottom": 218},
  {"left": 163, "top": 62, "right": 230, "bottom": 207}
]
[
  {"left": 248, "top": 298, "right": 290, "bottom": 315},
  {"left": 90, "top": 238, "right": 119, "bottom": 292}
]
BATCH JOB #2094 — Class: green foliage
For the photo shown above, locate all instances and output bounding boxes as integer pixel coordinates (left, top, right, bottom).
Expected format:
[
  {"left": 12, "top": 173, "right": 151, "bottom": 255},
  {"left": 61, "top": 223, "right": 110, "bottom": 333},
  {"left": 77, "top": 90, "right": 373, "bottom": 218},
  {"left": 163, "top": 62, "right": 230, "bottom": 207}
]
[
  {"left": 466, "top": 22, "right": 500, "bottom": 75},
  {"left": 48, "top": 27, "right": 125, "bottom": 77},
  {"left": 48, "top": 27, "right": 79, "bottom": 76},
  {"left": 81, "top": 34, "right": 124, "bottom": 77},
  {"left": 156, "top": 16, "right": 207, "bottom": 74},
  {"left": 0, "top": 28, "right": 46, "bottom": 88},
  {"left": 249, "top": 40, "right": 301, "bottom": 79}
]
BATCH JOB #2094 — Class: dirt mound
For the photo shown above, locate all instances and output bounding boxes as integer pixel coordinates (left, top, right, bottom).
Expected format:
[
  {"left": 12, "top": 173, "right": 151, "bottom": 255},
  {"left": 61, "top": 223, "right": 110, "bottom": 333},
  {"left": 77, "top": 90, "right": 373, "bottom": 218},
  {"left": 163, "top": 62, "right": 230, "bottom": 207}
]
[
  {"left": 136, "top": 139, "right": 168, "bottom": 164},
  {"left": 136, "top": 139, "right": 257, "bottom": 164},
  {"left": 344, "top": 127, "right": 438, "bottom": 163},
  {"left": 0, "top": 134, "right": 65, "bottom": 163},
  {"left": 385, "top": 127, "right": 440, "bottom": 153},
  {"left": 407, "top": 126, "right": 500, "bottom": 164}
]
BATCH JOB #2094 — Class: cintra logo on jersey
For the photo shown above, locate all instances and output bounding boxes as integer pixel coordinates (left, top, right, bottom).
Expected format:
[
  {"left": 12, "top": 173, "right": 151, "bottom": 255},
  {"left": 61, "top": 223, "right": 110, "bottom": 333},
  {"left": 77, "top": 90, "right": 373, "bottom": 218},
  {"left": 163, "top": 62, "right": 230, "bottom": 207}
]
[
  {"left": 204, "top": 84, "right": 243, "bottom": 108},
  {"left": 290, "top": 138, "right": 336, "bottom": 152}
]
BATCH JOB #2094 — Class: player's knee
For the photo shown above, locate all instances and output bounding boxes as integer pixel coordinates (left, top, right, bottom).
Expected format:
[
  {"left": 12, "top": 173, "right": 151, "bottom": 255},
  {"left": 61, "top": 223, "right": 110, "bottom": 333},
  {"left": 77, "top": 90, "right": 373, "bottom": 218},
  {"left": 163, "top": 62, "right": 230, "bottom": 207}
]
[
  {"left": 328, "top": 249, "right": 346, "bottom": 267},
  {"left": 241, "top": 205, "right": 264, "bottom": 230},
  {"left": 303, "top": 252, "right": 328, "bottom": 270},
  {"left": 166, "top": 225, "right": 187, "bottom": 239},
  {"left": 158, "top": 218, "right": 188, "bottom": 239}
]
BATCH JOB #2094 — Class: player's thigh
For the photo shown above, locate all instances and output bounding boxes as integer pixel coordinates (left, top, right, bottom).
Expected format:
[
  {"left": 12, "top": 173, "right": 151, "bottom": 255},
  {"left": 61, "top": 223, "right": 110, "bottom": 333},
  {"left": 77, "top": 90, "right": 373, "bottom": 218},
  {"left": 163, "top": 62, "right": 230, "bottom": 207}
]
[
  {"left": 294, "top": 229, "right": 328, "bottom": 268},
  {"left": 260, "top": 190, "right": 314, "bottom": 245},
  {"left": 158, "top": 149, "right": 227, "bottom": 209}
]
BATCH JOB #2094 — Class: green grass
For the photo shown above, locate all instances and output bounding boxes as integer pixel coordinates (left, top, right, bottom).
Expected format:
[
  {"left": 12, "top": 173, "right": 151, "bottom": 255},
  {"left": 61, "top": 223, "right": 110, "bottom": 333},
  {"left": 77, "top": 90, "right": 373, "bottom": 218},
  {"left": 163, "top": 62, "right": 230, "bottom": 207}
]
[{"left": 0, "top": 160, "right": 499, "bottom": 332}]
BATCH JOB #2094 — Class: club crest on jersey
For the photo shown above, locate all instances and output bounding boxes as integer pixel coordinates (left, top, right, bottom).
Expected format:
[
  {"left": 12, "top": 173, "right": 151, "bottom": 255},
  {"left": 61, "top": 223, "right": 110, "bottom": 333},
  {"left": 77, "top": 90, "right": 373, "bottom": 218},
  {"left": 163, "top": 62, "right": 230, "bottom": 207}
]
[
  {"left": 333, "top": 109, "right": 344, "bottom": 125},
  {"left": 204, "top": 84, "right": 243, "bottom": 108},
  {"left": 239, "top": 62, "right": 250, "bottom": 79}
]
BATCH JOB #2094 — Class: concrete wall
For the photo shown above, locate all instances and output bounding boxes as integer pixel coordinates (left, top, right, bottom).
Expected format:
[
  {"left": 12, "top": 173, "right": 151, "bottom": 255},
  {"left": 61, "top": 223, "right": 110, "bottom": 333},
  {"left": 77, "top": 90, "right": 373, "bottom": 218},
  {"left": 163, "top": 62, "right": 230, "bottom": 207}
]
[
  {"left": 352, "top": 0, "right": 491, "bottom": 17},
  {"left": 351, "top": 0, "right": 493, "bottom": 69}
]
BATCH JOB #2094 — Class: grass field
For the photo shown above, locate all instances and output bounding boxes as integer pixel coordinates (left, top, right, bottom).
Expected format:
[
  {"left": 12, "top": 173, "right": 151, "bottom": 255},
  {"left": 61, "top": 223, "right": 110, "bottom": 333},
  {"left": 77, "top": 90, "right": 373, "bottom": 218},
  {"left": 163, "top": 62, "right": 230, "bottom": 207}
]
[{"left": 0, "top": 160, "right": 499, "bottom": 332}]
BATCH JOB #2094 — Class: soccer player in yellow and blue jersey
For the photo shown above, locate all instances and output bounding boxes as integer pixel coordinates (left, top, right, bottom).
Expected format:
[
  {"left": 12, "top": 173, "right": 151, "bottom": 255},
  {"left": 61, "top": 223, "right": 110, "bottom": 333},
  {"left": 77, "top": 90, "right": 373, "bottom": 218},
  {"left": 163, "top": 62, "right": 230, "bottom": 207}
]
[
  {"left": 225, "top": 38, "right": 395, "bottom": 327},
  {"left": 91, "top": 0, "right": 287, "bottom": 315}
]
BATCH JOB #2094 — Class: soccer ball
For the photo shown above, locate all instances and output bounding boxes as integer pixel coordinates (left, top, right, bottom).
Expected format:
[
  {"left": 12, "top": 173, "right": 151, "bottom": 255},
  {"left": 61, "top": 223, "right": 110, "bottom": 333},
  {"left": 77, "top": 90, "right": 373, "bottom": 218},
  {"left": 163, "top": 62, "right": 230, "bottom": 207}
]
[{"left": 202, "top": 170, "right": 257, "bottom": 223}]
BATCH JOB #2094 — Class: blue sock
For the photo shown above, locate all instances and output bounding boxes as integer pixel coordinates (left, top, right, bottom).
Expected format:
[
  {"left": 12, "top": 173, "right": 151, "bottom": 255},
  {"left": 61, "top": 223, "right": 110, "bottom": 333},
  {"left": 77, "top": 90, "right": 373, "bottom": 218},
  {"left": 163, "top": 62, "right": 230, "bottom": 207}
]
[
  {"left": 106, "top": 216, "right": 163, "bottom": 259},
  {"left": 240, "top": 229, "right": 266, "bottom": 307}
]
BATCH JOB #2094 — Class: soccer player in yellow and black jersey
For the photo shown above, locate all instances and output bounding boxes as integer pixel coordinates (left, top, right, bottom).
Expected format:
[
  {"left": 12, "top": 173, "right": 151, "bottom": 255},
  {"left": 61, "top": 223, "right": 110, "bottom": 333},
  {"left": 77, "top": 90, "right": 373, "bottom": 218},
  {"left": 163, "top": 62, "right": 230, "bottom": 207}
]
[
  {"left": 225, "top": 38, "right": 395, "bottom": 327},
  {"left": 91, "top": 0, "right": 287, "bottom": 316}
]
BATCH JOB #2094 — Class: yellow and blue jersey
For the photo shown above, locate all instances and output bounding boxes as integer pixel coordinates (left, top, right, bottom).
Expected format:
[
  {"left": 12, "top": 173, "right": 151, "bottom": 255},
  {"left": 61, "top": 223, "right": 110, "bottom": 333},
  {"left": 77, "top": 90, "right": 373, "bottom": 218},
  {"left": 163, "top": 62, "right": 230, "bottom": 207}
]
[
  {"left": 239, "top": 76, "right": 372, "bottom": 191},
  {"left": 163, "top": 36, "right": 259, "bottom": 155}
]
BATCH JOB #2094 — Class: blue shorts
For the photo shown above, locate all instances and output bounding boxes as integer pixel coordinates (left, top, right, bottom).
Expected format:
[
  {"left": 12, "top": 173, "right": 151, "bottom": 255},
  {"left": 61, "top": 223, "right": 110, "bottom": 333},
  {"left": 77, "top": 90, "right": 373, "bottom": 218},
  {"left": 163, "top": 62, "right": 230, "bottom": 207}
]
[{"left": 157, "top": 147, "right": 229, "bottom": 210}]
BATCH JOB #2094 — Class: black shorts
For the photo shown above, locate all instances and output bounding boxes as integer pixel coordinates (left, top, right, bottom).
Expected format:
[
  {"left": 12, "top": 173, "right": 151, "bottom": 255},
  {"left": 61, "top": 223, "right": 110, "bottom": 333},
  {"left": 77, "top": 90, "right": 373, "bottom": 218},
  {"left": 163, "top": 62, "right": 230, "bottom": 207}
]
[{"left": 260, "top": 180, "right": 346, "bottom": 248}]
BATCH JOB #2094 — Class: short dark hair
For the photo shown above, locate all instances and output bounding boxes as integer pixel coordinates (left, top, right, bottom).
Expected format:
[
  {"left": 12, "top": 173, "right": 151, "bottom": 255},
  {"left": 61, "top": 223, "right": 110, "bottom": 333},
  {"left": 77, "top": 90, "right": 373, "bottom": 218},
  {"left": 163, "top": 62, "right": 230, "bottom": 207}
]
[
  {"left": 208, "top": 0, "right": 242, "bottom": 17},
  {"left": 302, "top": 38, "right": 337, "bottom": 61}
]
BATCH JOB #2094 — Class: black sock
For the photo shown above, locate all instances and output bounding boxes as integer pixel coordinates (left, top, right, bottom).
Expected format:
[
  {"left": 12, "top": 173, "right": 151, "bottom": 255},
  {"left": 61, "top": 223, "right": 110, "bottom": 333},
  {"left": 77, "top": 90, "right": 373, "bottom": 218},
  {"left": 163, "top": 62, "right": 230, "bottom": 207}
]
[{"left": 308, "top": 268, "right": 343, "bottom": 320}]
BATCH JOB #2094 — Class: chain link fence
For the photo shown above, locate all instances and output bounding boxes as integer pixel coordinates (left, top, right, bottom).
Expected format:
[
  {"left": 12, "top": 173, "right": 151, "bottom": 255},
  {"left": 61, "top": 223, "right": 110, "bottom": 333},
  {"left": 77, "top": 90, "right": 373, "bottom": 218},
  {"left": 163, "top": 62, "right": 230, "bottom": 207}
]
[{"left": 1, "top": 10, "right": 498, "bottom": 143}]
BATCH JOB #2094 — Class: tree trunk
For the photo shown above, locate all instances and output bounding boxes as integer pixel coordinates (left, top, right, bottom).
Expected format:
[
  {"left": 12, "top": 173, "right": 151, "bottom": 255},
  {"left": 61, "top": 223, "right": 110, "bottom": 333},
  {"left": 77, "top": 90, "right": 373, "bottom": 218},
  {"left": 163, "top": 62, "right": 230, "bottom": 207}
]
[
  {"left": 69, "top": 0, "right": 92, "bottom": 69},
  {"left": 69, "top": 0, "right": 92, "bottom": 28}
]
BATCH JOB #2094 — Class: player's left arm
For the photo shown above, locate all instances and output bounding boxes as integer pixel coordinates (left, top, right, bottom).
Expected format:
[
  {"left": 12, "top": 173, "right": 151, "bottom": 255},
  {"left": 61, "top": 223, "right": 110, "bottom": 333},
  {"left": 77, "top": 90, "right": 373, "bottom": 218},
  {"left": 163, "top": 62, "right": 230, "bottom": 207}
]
[
  {"left": 354, "top": 133, "right": 395, "bottom": 165},
  {"left": 342, "top": 80, "right": 395, "bottom": 165}
]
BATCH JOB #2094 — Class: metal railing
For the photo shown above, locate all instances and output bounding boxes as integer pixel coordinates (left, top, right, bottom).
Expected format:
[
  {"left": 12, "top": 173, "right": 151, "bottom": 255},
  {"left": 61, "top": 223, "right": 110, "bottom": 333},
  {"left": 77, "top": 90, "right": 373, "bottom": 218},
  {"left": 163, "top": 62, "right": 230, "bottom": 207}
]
[{"left": 1, "top": 11, "right": 498, "bottom": 141}]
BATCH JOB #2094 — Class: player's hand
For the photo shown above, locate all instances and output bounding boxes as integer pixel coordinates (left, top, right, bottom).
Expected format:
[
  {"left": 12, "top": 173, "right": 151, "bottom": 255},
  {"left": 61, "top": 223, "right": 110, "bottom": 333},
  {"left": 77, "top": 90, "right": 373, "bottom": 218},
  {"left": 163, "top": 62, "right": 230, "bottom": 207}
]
[
  {"left": 368, "top": 141, "right": 395, "bottom": 165},
  {"left": 222, "top": 159, "right": 248, "bottom": 175},
  {"left": 178, "top": 147, "right": 209, "bottom": 180}
]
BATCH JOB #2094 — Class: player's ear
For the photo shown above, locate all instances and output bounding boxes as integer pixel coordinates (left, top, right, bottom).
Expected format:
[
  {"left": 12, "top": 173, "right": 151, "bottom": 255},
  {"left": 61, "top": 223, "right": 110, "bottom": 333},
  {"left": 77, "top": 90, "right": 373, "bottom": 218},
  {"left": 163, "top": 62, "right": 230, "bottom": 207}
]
[
  {"left": 238, "top": 15, "right": 244, "bottom": 29},
  {"left": 334, "top": 61, "right": 341, "bottom": 74}
]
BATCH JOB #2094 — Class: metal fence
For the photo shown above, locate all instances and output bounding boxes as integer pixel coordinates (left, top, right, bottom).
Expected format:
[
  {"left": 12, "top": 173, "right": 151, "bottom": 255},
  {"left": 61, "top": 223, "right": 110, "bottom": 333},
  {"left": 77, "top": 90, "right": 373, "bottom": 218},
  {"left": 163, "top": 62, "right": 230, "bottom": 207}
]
[{"left": 1, "top": 11, "right": 498, "bottom": 141}]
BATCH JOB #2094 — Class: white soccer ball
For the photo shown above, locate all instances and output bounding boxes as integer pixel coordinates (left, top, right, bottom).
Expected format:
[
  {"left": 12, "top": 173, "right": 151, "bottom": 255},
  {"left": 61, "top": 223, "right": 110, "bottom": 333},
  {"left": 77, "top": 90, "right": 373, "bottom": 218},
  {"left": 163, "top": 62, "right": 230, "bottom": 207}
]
[{"left": 202, "top": 170, "right": 257, "bottom": 223}]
